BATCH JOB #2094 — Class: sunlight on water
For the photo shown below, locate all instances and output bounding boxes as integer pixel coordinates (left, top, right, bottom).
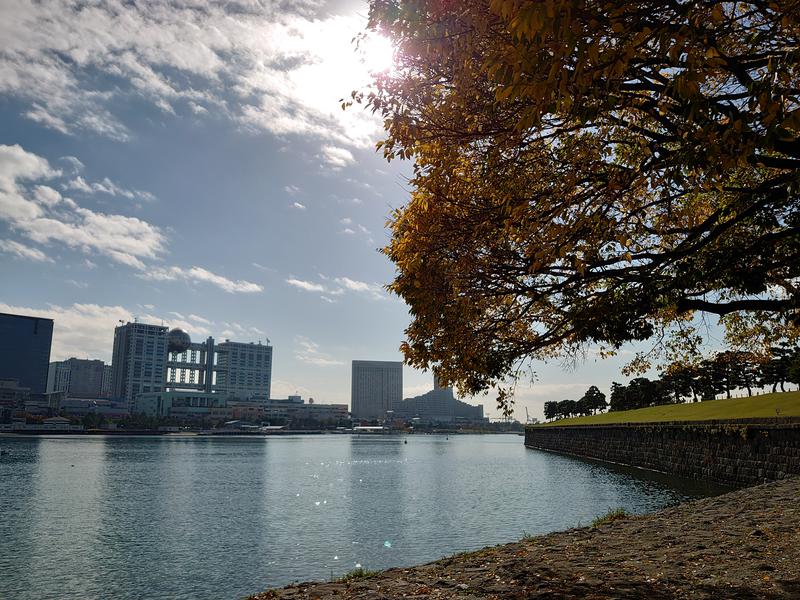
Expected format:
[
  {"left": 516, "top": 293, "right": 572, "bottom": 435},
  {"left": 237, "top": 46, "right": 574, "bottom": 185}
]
[{"left": 0, "top": 434, "right": 727, "bottom": 600}]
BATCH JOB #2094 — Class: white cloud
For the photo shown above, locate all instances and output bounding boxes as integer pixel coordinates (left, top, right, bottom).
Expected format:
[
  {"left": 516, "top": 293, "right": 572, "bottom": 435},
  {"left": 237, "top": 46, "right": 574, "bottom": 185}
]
[
  {"left": 339, "top": 217, "right": 352, "bottom": 225},
  {"left": 188, "top": 313, "right": 212, "bottom": 325},
  {"left": 0, "top": 2, "right": 383, "bottom": 146},
  {"left": 0, "top": 239, "right": 52, "bottom": 262},
  {"left": 286, "top": 278, "right": 326, "bottom": 293},
  {"left": 142, "top": 266, "right": 263, "bottom": 294},
  {"left": 319, "top": 145, "right": 355, "bottom": 169},
  {"left": 65, "top": 176, "right": 156, "bottom": 202},
  {"left": 341, "top": 227, "right": 355, "bottom": 235},
  {"left": 291, "top": 201, "right": 307, "bottom": 210},
  {"left": 32, "top": 185, "right": 63, "bottom": 206},
  {"left": 284, "top": 185, "right": 300, "bottom": 195},
  {"left": 59, "top": 155, "right": 84, "bottom": 173},
  {"left": 294, "top": 335, "right": 344, "bottom": 366},
  {"left": 287, "top": 274, "right": 385, "bottom": 301},
  {"left": 0, "top": 144, "right": 166, "bottom": 268},
  {"left": 334, "top": 276, "right": 385, "bottom": 299},
  {"left": 0, "top": 144, "right": 255, "bottom": 294},
  {"left": 0, "top": 301, "right": 215, "bottom": 362},
  {"left": 251, "top": 262, "right": 275, "bottom": 273},
  {"left": 0, "top": 302, "right": 126, "bottom": 361}
]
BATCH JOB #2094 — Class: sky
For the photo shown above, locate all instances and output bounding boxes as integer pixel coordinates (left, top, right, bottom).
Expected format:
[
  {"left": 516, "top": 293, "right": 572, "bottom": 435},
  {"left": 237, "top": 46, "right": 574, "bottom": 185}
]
[{"left": 0, "top": 0, "right": 706, "bottom": 420}]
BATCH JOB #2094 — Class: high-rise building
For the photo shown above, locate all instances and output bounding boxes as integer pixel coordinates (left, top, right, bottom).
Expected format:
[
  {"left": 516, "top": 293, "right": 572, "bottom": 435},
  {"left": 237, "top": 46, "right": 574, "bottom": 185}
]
[
  {"left": 101, "top": 364, "right": 112, "bottom": 398},
  {"left": 0, "top": 312, "right": 53, "bottom": 394},
  {"left": 351, "top": 360, "right": 403, "bottom": 420},
  {"left": 47, "top": 361, "right": 71, "bottom": 394},
  {"left": 111, "top": 321, "right": 168, "bottom": 409},
  {"left": 166, "top": 334, "right": 215, "bottom": 393},
  {"left": 47, "top": 358, "right": 111, "bottom": 399},
  {"left": 68, "top": 358, "right": 105, "bottom": 397},
  {"left": 114, "top": 323, "right": 272, "bottom": 411},
  {"left": 47, "top": 358, "right": 107, "bottom": 398},
  {"left": 215, "top": 340, "right": 273, "bottom": 398}
]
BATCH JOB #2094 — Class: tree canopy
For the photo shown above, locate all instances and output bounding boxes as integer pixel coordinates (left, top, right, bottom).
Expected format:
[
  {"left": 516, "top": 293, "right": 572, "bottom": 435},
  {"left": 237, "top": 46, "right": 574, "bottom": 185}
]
[{"left": 360, "top": 0, "right": 800, "bottom": 411}]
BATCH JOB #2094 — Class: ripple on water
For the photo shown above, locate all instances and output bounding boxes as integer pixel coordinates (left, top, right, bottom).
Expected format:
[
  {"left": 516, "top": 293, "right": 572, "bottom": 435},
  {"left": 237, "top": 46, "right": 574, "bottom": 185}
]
[{"left": 0, "top": 434, "right": 728, "bottom": 600}]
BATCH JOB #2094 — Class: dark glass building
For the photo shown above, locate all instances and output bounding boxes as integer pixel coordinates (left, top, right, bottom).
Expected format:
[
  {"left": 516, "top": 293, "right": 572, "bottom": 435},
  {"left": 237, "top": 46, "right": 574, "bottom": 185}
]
[{"left": 0, "top": 312, "right": 54, "bottom": 394}]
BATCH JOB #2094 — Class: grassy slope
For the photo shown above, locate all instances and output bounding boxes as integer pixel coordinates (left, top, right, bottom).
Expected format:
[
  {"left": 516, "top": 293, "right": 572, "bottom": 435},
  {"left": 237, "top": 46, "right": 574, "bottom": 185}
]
[{"left": 538, "top": 390, "right": 800, "bottom": 427}]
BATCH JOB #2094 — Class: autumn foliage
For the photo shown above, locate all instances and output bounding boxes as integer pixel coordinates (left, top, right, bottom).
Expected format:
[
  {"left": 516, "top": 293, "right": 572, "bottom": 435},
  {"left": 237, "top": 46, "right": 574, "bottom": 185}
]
[{"left": 359, "top": 0, "right": 800, "bottom": 410}]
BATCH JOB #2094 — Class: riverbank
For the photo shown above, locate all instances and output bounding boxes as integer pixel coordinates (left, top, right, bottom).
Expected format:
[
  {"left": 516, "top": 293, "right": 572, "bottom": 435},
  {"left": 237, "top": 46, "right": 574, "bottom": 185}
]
[
  {"left": 538, "top": 391, "right": 800, "bottom": 427},
  {"left": 250, "top": 476, "right": 800, "bottom": 599},
  {"left": 525, "top": 420, "right": 800, "bottom": 486}
]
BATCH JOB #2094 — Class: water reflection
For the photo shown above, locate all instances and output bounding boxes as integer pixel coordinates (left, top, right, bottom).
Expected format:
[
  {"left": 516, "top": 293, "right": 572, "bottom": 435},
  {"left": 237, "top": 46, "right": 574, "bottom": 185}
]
[{"left": 0, "top": 433, "right": 729, "bottom": 600}]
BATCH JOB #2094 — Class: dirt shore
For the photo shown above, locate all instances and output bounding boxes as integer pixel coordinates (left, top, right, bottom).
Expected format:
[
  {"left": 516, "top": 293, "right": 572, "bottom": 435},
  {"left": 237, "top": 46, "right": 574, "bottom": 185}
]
[{"left": 250, "top": 477, "right": 800, "bottom": 599}]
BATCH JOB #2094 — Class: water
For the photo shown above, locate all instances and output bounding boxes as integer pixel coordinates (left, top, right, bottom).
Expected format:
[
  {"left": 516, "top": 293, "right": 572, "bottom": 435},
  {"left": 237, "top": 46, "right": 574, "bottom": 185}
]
[{"left": 0, "top": 434, "right": 727, "bottom": 600}]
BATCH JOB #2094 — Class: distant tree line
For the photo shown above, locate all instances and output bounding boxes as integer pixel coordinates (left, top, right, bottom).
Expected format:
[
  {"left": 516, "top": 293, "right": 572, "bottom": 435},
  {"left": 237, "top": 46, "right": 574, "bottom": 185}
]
[
  {"left": 543, "top": 345, "right": 800, "bottom": 420},
  {"left": 544, "top": 386, "right": 607, "bottom": 420}
]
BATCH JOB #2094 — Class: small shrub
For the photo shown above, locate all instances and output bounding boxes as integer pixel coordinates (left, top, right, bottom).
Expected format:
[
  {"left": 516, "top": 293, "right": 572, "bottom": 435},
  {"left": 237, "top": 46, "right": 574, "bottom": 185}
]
[
  {"left": 591, "top": 507, "right": 629, "bottom": 527},
  {"left": 338, "top": 567, "right": 379, "bottom": 582}
]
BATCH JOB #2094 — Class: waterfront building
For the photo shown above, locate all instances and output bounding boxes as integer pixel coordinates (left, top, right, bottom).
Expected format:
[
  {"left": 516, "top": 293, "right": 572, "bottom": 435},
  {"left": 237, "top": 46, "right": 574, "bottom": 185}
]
[
  {"left": 215, "top": 340, "right": 273, "bottom": 398},
  {"left": 295, "top": 399, "right": 349, "bottom": 423},
  {"left": 111, "top": 321, "right": 168, "bottom": 410},
  {"left": 0, "top": 312, "right": 53, "bottom": 394},
  {"left": 165, "top": 335, "right": 272, "bottom": 398},
  {"left": 60, "top": 397, "right": 129, "bottom": 419},
  {"left": 247, "top": 395, "right": 349, "bottom": 423},
  {"left": 0, "top": 378, "right": 30, "bottom": 421},
  {"left": 47, "top": 360, "right": 71, "bottom": 393},
  {"left": 136, "top": 390, "right": 348, "bottom": 425},
  {"left": 101, "top": 364, "right": 112, "bottom": 398},
  {"left": 24, "top": 391, "right": 65, "bottom": 416},
  {"left": 392, "top": 375, "right": 485, "bottom": 425},
  {"left": 135, "top": 390, "right": 229, "bottom": 420},
  {"left": 120, "top": 323, "right": 273, "bottom": 414},
  {"left": 47, "top": 358, "right": 107, "bottom": 398},
  {"left": 166, "top": 333, "right": 214, "bottom": 392},
  {"left": 351, "top": 360, "right": 403, "bottom": 420}
]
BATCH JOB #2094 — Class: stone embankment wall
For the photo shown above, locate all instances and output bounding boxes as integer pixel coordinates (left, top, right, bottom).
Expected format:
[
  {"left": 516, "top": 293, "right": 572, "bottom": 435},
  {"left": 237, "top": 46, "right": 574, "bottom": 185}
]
[{"left": 525, "top": 418, "right": 800, "bottom": 486}]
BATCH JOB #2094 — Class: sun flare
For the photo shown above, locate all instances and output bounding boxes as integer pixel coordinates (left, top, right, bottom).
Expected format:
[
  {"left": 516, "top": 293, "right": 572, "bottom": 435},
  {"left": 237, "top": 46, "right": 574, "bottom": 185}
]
[{"left": 357, "top": 33, "right": 396, "bottom": 75}]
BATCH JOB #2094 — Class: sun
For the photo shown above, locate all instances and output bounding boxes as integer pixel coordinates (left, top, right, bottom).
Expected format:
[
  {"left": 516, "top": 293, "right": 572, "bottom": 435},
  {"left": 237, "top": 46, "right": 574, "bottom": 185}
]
[{"left": 357, "top": 33, "right": 396, "bottom": 75}]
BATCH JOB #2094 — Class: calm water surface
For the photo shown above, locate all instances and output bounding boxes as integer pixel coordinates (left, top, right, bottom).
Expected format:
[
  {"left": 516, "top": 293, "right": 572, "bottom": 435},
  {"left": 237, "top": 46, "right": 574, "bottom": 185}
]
[{"left": 0, "top": 434, "right": 727, "bottom": 600}]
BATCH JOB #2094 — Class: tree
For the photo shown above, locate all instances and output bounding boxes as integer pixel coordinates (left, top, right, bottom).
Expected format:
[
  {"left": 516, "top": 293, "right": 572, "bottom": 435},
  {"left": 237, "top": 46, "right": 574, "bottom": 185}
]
[
  {"left": 788, "top": 351, "right": 800, "bottom": 388},
  {"left": 543, "top": 400, "right": 559, "bottom": 421},
  {"left": 660, "top": 361, "right": 696, "bottom": 403},
  {"left": 361, "top": 0, "right": 800, "bottom": 412},
  {"left": 557, "top": 399, "right": 578, "bottom": 419},
  {"left": 580, "top": 385, "right": 607, "bottom": 415},
  {"left": 609, "top": 382, "right": 629, "bottom": 412}
]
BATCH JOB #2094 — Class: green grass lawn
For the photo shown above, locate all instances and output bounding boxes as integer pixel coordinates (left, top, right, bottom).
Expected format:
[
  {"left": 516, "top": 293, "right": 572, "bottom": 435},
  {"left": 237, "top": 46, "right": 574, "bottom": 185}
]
[{"left": 537, "top": 390, "right": 800, "bottom": 427}]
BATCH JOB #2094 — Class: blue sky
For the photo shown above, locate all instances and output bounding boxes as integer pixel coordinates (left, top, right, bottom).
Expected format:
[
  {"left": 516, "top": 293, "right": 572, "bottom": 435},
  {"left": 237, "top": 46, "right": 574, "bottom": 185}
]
[{"left": 0, "top": 0, "right": 706, "bottom": 419}]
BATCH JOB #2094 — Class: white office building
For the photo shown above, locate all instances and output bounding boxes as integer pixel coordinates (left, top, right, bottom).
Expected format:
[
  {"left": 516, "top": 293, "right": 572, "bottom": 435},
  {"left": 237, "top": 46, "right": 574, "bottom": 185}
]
[
  {"left": 215, "top": 340, "right": 273, "bottom": 398},
  {"left": 46, "top": 361, "right": 71, "bottom": 394},
  {"left": 111, "top": 322, "right": 168, "bottom": 410},
  {"left": 351, "top": 360, "right": 403, "bottom": 420}
]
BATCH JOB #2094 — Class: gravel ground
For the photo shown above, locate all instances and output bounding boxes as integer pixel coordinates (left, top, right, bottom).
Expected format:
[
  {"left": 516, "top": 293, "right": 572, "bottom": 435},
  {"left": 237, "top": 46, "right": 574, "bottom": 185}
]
[{"left": 250, "top": 477, "right": 800, "bottom": 599}]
